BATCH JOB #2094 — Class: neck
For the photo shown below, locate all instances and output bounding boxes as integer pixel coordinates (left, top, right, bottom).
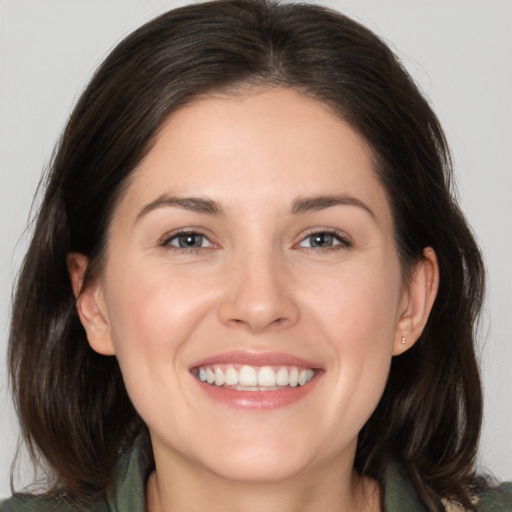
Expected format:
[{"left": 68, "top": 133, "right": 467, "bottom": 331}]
[{"left": 145, "top": 447, "right": 381, "bottom": 512}]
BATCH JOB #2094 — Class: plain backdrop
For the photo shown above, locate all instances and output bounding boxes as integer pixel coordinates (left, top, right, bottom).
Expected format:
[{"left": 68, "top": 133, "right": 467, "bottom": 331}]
[{"left": 1, "top": 0, "right": 511, "bottom": 499}]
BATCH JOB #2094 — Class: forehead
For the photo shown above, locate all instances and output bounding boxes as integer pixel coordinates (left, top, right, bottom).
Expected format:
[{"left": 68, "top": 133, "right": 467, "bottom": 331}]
[{"left": 116, "top": 88, "right": 392, "bottom": 225}]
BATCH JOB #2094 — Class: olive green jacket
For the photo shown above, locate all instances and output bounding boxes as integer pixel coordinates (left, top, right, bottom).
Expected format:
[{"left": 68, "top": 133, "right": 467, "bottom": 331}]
[{"left": 2, "top": 437, "right": 511, "bottom": 511}]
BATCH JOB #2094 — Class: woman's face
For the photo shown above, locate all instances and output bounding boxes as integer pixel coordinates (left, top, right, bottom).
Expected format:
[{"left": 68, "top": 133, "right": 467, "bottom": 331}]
[{"left": 77, "top": 88, "right": 428, "bottom": 483}]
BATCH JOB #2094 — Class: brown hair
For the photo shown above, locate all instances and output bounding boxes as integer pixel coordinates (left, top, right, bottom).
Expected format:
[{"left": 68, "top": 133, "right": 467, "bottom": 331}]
[{"left": 9, "top": 0, "right": 485, "bottom": 509}]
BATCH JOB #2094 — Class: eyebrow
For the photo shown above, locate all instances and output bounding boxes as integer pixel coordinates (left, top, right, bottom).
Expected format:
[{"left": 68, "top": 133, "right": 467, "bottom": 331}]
[
  {"left": 135, "top": 192, "right": 376, "bottom": 222},
  {"left": 136, "top": 193, "right": 224, "bottom": 222},
  {"left": 291, "top": 194, "right": 376, "bottom": 220}
]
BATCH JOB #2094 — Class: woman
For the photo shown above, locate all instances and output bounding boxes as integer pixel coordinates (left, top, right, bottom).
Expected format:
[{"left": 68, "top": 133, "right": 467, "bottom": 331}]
[{"left": 2, "top": 0, "right": 511, "bottom": 510}]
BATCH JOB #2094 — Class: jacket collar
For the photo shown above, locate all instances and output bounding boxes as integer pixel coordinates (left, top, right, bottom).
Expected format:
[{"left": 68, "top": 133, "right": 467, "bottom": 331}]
[{"left": 107, "top": 435, "right": 428, "bottom": 512}]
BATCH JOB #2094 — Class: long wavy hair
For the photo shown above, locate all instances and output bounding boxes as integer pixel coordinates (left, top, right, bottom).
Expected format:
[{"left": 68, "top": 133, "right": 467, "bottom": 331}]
[{"left": 9, "top": 0, "right": 485, "bottom": 509}]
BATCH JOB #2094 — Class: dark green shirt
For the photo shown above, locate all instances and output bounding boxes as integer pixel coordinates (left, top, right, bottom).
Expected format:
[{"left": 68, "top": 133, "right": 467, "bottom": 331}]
[{"left": 2, "top": 437, "right": 511, "bottom": 511}]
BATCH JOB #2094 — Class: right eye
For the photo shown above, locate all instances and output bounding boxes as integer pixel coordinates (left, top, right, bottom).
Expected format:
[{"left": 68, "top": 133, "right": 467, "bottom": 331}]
[
  {"left": 162, "top": 231, "right": 213, "bottom": 249},
  {"left": 296, "top": 230, "right": 351, "bottom": 251}
]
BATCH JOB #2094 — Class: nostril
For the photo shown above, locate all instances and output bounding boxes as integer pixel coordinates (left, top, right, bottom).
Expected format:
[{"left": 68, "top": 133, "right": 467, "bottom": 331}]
[{"left": 217, "top": 286, "right": 300, "bottom": 333}]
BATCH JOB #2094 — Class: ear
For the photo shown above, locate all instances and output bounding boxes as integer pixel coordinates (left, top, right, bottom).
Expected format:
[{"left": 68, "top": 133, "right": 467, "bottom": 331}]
[
  {"left": 393, "top": 247, "right": 439, "bottom": 356},
  {"left": 67, "top": 252, "right": 116, "bottom": 356}
]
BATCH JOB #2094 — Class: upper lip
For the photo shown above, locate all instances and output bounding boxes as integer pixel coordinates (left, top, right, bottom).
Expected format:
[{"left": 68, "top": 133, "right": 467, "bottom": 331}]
[{"left": 190, "top": 350, "right": 323, "bottom": 370}]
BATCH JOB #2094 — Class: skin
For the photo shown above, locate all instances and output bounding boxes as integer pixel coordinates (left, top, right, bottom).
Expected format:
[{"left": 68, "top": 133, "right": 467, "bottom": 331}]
[{"left": 69, "top": 88, "right": 438, "bottom": 512}]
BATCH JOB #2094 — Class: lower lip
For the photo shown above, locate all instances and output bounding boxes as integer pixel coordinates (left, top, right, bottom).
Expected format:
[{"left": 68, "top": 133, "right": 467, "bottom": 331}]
[{"left": 195, "top": 373, "right": 322, "bottom": 410}]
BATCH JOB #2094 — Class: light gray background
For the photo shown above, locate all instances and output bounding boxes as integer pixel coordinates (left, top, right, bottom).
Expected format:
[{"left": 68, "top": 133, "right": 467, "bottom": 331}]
[{"left": 1, "top": 0, "right": 511, "bottom": 498}]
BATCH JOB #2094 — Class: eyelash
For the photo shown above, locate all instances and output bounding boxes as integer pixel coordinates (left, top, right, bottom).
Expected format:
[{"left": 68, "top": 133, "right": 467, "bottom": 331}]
[
  {"left": 160, "top": 230, "right": 214, "bottom": 253},
  {"left": 160, "top": 229, "right": 352, "bottom": 253},
  {"left": 296, "top": 229, "right": 352, "bottom": 252}
]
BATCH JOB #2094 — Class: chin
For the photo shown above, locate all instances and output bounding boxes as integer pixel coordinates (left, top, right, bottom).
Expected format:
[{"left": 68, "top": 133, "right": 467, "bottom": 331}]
[{"left": 203, "top": 448, "right": 313, "bottom": 484}]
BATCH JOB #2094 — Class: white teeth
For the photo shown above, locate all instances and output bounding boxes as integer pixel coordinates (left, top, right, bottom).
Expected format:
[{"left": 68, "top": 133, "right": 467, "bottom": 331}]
[
  {"left": 239, "top": 365, "right": 258, "bottom": 386},
  {"left": 276, "top": 367, "right": 289, "bottom": 386},
  {"left": 298, "top": 370, "right": 307, "bottom": 386},
  {"left": 206, "top": 368, "right": 215, "bottom": 384},
  {"left": 289, "top": 367, "right": 299, "bottom": 387},
  {"left": 257, "top": 366, "right": 276, "bottom": 387},
  {"left": 214, "top": 367, "right": 225, "bottom": 386},
  {"left": 196, "top": 364, "right": 316, "bottom": 389},
  {"left": 224, "top": 367, "right": 238, "bottom": 386}
]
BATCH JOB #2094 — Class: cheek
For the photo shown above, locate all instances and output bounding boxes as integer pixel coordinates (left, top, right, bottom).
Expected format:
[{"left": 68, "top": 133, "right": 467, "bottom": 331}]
[
  {"left": 107, "top": 263, "right": 205, "bottom": 339},
  {"left": 101, "top": 267, "right": 220, "bottom": 433},
  {"left": 308, "top": 261, "right": 402, "bottom": 347},
  {"left": 102, "top": 265, "right": 217, "bottom": 387},
  {"left": 304, "top": 260, "right": 402, "bottom": 425}
]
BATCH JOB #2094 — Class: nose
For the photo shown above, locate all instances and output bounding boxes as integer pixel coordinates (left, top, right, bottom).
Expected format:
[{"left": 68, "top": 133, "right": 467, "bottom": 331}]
[{"left": 218, "top": 250, "right": 300, "bottom": 334}]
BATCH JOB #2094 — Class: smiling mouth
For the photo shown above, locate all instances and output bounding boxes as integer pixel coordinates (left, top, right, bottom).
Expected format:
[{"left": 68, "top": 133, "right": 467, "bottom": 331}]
[{"left": 193, "top": 364, "right": 316, "bottom": 391}]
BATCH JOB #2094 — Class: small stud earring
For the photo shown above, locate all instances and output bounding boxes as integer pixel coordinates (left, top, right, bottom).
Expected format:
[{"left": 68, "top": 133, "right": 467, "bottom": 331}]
[{"left": 401, "top": 336, "right": 406, "bottom": 344}]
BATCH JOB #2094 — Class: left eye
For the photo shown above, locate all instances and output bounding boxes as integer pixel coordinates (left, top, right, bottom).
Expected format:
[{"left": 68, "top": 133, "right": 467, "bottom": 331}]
[
  {"left": 298, "top": 232, "right": 348, "bottom": 249},
  {"left": 164, "top": 232, "right": 212, "bottom": 249}
]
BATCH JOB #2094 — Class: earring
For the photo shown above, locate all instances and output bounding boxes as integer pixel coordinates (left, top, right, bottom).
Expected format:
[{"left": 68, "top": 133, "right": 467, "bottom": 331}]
[{"left": 401, "top": 336, "right": 406, "bottom": 344}]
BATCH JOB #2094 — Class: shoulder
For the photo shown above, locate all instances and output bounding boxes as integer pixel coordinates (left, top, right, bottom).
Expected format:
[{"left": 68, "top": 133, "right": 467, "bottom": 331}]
[
  {"left": 475, "top": 482, "right": 512, "bottom": 511},
  {"left": 383, "top": 461, "right": 429, "bottom": 511},
  {"left": 0, "top": 495, "right": 108, "bottom": 512},
  {"left": 0, "top": 433, "right": 152, "bottom": 512},
  {"left": 383, "top": 461, "right": 512, "bottom": 512}
]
